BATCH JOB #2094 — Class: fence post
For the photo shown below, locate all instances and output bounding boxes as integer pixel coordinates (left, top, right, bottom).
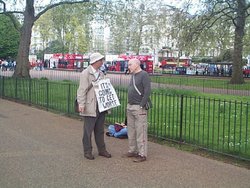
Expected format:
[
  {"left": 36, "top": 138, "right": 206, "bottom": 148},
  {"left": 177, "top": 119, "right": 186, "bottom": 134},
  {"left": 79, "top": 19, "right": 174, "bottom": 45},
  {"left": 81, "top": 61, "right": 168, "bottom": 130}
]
[
  {"left": 28, "top": 79, "right": 32, "bottom": 105},
  {"left": 227, "top": 82, "right": 229, "bottom": 94},
  {"left": 46, "top": 80, "right": 49, "bottom": 111},
  {"left": 15, "top": 77, "right": 18, "bottom": 100},
  {"left": 3, "top": 76, "right": 5, "bottom": 97},
  {"left": 179, "top": 94, "right": 184, "bottom": 142},
  {"left": 0, "top": 76, "right": 4, "bottom": 98},
  {"left": 67, "top": 83, "right": 71, "bottom": 115},
  {"left": 203, "top": 79, "right": 205, "bottom": 92}
]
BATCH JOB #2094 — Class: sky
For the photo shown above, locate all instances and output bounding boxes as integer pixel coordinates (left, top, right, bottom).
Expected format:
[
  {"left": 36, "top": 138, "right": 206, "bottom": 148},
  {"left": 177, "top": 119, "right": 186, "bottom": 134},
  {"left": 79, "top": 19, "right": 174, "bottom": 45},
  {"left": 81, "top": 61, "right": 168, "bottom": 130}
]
[
  {"left": 5, "top": 0, "right": 202, "bottom": 13},
  {"left": 165, "top": 0, "right": 202, "bottom": 14}
]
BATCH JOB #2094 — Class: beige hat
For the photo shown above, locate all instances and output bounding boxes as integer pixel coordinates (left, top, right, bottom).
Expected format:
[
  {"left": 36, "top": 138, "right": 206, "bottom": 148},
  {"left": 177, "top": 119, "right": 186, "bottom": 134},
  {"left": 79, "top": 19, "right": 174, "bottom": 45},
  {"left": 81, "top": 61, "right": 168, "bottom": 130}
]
[{"left": 89, "top": 52, "right": 104, "bottom": 65}]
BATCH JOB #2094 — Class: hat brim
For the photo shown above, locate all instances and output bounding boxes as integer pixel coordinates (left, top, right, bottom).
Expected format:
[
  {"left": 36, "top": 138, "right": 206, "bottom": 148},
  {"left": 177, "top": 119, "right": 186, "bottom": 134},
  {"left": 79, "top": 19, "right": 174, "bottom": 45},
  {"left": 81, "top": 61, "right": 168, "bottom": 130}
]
[{"left": 90, "top": 56, "right": 104, "bottom": 65}]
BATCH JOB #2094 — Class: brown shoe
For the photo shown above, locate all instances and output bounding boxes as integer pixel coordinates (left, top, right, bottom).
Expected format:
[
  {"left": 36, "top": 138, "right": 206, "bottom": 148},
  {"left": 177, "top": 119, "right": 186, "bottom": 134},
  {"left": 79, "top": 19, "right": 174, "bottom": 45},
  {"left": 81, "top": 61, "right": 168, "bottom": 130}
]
[
  {"left": 99, "top": 151, "right": 112, "bottom": 158},
  {"left": 84, "top": 153, "right": 95, "bottom": 160},
  {"left": 122, "top": 152, "right": 138, "bottom": 158},
  {"left": 133, "top": 155, "right": 146, "bottom": 162}
]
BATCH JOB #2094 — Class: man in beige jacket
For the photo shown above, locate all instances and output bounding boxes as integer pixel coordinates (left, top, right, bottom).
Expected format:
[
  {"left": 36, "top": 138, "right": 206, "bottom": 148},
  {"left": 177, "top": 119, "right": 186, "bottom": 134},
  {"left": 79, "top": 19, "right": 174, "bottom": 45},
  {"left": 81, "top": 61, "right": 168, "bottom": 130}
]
[{"left": 77, "top": 52, "right": 111, "bottom": 160}]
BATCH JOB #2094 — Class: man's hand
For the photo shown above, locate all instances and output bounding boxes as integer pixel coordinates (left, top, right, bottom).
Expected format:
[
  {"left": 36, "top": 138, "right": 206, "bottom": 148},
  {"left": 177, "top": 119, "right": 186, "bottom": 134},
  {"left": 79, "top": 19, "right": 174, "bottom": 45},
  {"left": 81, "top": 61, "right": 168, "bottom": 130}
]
[{"left": 79, "top": 106, "right": 85, "bottom": 113}]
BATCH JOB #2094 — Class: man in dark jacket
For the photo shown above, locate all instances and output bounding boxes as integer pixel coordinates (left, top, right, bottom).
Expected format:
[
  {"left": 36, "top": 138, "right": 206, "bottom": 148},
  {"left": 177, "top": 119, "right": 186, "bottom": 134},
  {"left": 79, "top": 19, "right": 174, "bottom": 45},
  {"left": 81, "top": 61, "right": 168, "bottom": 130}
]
[{"left": 123, "top": 58, "right": 151, "bottom": 162}]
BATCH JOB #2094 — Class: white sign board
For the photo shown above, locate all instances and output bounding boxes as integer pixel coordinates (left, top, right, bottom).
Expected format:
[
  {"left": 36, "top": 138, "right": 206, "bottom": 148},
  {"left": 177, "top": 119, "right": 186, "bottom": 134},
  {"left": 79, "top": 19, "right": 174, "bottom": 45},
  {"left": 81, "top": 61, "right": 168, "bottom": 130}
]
[{"left": 93, "top": 78, "right": 120, "bottom": 112}]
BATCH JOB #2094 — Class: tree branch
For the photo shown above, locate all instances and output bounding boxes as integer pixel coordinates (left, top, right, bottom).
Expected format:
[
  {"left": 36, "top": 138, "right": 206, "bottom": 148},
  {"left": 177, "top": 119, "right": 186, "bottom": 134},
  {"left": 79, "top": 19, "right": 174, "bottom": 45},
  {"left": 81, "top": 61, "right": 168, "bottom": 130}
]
[
  {"left": 225, "top": 0, "right": 236, "bottom": 10},
  {"left": 2, "top": 12, "right": 20, "bottom": 32},
  {"left": 192, "top": 2, "right": 237, "bottom": 33},
  {"left": 245, "top": 2, "right": 250, "bottom": 17},
  {"left": 34, "top": 0, "right": 89, "bottom": 21},
  {"left": 0, "top": 11, "right": 23, "bottom": 15},
  {"left": 0, "top": 0, "right": 6, "bottom": 12}
]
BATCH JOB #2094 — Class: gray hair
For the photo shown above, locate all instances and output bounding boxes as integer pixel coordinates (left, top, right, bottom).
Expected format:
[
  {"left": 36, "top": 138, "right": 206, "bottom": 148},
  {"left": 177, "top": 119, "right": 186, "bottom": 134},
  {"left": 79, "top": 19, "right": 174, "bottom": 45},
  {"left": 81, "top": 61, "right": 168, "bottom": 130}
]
[{"left": 128, "top": 58, "right": 140, "bottom": 65}]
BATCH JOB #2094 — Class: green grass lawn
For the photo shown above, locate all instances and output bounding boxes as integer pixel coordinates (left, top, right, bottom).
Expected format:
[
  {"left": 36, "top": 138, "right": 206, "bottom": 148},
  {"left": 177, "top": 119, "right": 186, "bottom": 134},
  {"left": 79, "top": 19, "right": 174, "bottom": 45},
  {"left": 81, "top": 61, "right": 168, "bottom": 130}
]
[{"left": 151, "top": 75, "right": 250, "bottom": 91}]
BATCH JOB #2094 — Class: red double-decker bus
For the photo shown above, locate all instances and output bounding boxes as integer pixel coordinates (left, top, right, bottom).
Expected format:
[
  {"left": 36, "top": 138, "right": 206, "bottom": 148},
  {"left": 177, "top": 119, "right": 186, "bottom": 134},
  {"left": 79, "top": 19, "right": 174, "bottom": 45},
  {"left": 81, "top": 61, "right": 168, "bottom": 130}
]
[
  {"left": 108, "top": 54, "right": 154, "bottom": 73},
  {"left": 160, "top": 57, "right": 191, "bottom": 69},
  {"left": 44, "top": 53, "right": 89, "bottom": 70}
]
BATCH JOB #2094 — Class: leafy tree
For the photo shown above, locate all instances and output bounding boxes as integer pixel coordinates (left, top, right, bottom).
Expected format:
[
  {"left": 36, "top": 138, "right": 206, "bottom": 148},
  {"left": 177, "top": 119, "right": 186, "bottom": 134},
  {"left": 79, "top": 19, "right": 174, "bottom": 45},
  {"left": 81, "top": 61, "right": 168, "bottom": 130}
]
[
  {"left": 104, "top": 0, "right": 174, "bottom": 55},
  {"left": 172, "top": 0, "right": 250, "bottom": 84},
  {"left": 221, "top": 49, "right": 233, "bottom": 62},
  {"left": 32, "top": 11, "right": 53, "bottom": 59},
  {"left": 0, "top": 0, "right": 89, "bottom": 78},
  {"left": 35, "top": 4, "right": 91, "bottom": 57},
  {"left": 103, "top": 0, "right": 134, "bottom": 54},
  {"left": 0, "top": 14, "right": 20, "bottom": 59},
  {"left": 47, "top": 4, "right": 90, "bottom": 54},
  {"left": 45, "top": 40, "right": 63, "bottom": 54}
]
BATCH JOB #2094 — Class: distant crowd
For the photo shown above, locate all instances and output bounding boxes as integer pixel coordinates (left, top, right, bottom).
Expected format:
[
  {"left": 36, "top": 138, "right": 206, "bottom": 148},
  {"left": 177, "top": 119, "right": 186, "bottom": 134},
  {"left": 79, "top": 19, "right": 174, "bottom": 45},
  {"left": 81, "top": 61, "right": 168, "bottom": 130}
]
[
  {"left": 0, "top": 59, "right": 45, "bottom": 71},
  {"left": 0, "top": 59, "right": 16, "bottom": 71}
]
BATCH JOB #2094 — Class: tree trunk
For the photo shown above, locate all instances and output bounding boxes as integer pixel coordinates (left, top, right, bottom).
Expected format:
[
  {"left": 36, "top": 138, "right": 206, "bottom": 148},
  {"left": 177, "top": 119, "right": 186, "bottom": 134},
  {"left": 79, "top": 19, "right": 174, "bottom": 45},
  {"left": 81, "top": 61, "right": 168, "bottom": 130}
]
[
  {"left": 13, "top": 0, "right": 35, "bottom": 78},
  {"left": 230, "top": 0, "right": 245, "bottom": 84}
]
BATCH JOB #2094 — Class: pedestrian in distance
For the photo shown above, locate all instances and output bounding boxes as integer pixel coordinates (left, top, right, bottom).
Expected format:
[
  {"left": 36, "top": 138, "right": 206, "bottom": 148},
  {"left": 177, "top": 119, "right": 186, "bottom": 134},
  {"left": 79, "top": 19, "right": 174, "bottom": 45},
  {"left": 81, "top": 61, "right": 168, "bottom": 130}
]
[
  {"left": 123, "top": 58, "right": 151, "bottom": 162},
  {"left": 77, "top": 52, "right": 111, "bottom": 160}
]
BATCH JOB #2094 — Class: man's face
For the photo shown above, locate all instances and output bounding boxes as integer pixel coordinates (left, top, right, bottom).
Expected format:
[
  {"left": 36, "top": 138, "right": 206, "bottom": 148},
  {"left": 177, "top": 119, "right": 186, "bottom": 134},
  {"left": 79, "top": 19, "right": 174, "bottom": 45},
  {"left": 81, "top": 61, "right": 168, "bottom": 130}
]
[
  {"left": 94, "top": 58, "right": 104, "bottom": 69},
  {"left": 128, "top": 59, "right": 139, "bottom": 73}
]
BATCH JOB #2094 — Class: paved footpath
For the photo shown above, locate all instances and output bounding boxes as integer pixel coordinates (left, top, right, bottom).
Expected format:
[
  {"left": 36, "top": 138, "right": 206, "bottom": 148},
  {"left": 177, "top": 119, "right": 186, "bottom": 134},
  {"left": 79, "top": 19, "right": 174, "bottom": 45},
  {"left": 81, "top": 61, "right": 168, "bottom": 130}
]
[{"left": 0, "top": 99, "right": 249, "bottom": 188}]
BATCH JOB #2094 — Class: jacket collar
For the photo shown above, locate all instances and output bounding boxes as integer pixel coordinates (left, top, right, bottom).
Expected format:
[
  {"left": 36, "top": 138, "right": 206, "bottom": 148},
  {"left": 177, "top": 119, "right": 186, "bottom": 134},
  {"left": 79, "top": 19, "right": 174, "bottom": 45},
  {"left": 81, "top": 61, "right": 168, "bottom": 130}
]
[{"left": 86, "top": 65, "right": 95, "bottom": 75}]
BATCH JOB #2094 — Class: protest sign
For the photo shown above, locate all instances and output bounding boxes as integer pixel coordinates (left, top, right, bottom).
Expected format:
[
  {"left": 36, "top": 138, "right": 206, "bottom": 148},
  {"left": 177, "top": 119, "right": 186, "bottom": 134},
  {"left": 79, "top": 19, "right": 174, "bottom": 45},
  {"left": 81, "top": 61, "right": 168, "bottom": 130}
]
[{"left": 93, "top": 78, "right": 120, "bottom": 112}]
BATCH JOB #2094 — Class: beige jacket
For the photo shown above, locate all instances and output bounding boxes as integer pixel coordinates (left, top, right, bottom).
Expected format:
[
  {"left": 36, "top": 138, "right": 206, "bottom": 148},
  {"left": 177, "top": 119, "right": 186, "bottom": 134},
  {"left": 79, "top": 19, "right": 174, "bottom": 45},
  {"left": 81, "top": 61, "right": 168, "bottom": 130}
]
[{"left": 77, "top": 66, "right": 104, "bottom": 117}]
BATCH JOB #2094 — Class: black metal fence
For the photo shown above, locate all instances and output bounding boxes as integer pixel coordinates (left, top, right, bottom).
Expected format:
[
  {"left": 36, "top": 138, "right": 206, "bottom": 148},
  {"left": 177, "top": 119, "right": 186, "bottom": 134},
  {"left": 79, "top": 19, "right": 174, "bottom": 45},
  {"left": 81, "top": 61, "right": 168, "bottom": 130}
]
[{"left": 0, "top": 76, "right": 249, "bottom": 161}]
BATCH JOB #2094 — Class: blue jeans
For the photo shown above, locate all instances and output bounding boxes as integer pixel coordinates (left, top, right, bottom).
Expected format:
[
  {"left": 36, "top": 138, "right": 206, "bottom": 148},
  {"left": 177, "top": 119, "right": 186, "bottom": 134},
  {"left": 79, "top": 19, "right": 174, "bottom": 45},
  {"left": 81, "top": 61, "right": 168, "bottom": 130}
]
[{"left": 108, "top": 125, "right": 128, "bottom": 138}]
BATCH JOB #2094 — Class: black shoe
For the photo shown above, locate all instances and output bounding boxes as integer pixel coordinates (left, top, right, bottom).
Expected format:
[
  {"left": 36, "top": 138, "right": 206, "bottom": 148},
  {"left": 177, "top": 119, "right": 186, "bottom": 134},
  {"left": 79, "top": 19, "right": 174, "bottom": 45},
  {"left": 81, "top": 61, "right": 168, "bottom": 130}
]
[
  {"left": 133, "top": 155, "right": 146, "bottom": 162},
  {"left": 99, "top": 151, "right": 112, "bottom": 158},
  {"left": 84, "top": 153, "right": 95, "bottom": 160},
  {"left": 122, "top": 152, "right": 138, "bottom": 158},
  {"left": 106, "top": 132, "right": 112, "bottom": 137}
]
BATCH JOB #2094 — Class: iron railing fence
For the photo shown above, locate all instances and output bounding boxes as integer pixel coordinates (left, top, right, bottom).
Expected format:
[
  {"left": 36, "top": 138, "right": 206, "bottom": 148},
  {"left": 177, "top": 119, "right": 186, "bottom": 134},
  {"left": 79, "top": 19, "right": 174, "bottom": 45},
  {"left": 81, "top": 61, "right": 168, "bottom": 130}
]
[
  {"left": 0, "top": 77, "right": 78, "bottom": 114},
  {"left": 0, "top": 76, "right": 249, "bottom": 160},
  {"left": 148, "top": 93, "right": 249, "bottom": 160},
  {"left": 1, "top": 70, "right": 250, "bottom": 96}
]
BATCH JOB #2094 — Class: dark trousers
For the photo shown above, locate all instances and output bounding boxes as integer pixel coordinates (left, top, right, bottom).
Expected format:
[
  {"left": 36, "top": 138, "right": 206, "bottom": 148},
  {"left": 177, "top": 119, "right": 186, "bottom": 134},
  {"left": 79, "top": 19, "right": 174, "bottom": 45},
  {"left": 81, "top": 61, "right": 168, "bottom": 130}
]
[{"left": 82, "top": 111, "right": 106, "bottom": 154}]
